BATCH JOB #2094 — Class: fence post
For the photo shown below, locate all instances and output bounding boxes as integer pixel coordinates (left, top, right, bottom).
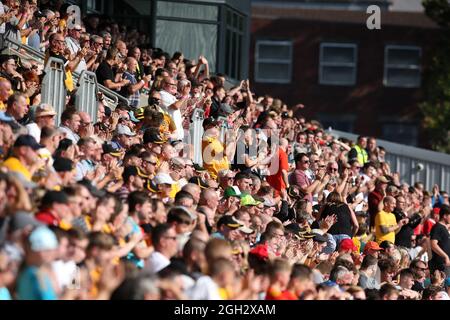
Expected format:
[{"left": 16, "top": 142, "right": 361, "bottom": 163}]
[
  {"left": 75, "top": 71, "right": 98, "bottom": 123},
  {"left": 41, "top": 57, "right": 66, "bottom": 126},
  {"left": 191, "top": 108, "right": 205, "bottom": 166}
]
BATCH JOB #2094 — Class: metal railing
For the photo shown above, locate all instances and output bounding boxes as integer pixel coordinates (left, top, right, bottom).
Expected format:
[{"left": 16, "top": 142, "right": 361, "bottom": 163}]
[
  {"left": 75, "top": 71, "right": 98, "bottom": 123},
  {"left": 217, "top": 116, "right": 228, "bottom": 143},
  {"left": 41, "top": 57, "right": 66, "bottom": 126},
  {"left": 3, "top": 38, "right": 129, "bottom": 109},
  {"left": 328, "top": 129, "right": 450, "bottom": 192},
  {"left": 190, "top": 108, "right": 205, "bottom": 166}
]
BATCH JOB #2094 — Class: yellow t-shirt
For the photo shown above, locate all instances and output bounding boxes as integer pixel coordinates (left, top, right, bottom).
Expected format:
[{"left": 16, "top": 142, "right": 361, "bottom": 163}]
[
  {"left": 0, "top": 101, "right": 5, "bottom": 111},
  {"left": 375, "top": 210, "right": 397, "bottom": 244},
  {"left": 1, "top": 157, "right": 32, "bottom": 181},
  {"left": 169, "top": 181, "right": 181, "bottom": 200},
  {"left": 202, "top": 136, "right": 229, "bottom": 180}
]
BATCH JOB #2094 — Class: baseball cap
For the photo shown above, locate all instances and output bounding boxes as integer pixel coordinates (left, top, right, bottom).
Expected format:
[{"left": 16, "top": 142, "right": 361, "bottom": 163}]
[
  {"left": 143, "top": 129, "right": 166, "bottom": 144},
  {"left": 223, "top": 186, "right": 243, "bottom": 198},
  {"left": 146, "top": 179, "right": 159, "bottom": 193},
  {"left": 154, "top": 173, "right": 175, "bottom": 185},
  {"left": 218, "top": 169, "right": 235, "bottom": 179},
  {"left": 363, "top": 241, "right": 383, "bottom": 253},
  {"left": 312, "top": 232, "right": 328, "bottom": 243},
  {"left": 28, "top": 226, "right": 59, "bottom": 252},
  {"left": 102, "top": 143, "right": 122, "bottom": 157},
  {"left": 189, "top": 176, "right": 208, "bottom": 189},
  {"left": 35, "top": 104, "right": 56, "bottom": 118},
  {"left": 238, "top": 224, "right": 254, "bottom": 234},
  {"left": 14, "top": 135, "right": 44, "bottom": 150},
  {"left": 116, "top": 124, "right": 136, "bottom": 137},
  {"left": 217, "top": 215, "right": 242, "bottom": 229},
  {"left": 193, "top": 164, "right": 207, "bottom": 172},
  {"left": 128, "top": 111, "right": 140, "bottom": 123},
  {"left": 171, "top": 157, "right": 186, "bottom": 168},
  {"left": 68, "top": 24, "right": 82, "bottom": 31},
  {"left": 241, "top": 194, "right": 262, "bottom": 207},
  {"left": 339, "top": 239, "right": 358, "bottom": 252},
  {"left": 377, "top": 175, "right": 389, "bottom": 184},
  {"left": 53, "top": 157, "right": 74, "bottom": 172},
  {"left": 285, "top": 224, "right": 315, "bottom": 240},
  {"left": 9, "top": 211, "right": 43, "bottom": 233}
]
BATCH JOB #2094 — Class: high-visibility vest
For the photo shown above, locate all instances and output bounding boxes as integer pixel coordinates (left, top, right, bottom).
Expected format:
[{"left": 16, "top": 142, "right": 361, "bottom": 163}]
[{"left": 354, "top": 145, "right": 368, "bottom": 165}]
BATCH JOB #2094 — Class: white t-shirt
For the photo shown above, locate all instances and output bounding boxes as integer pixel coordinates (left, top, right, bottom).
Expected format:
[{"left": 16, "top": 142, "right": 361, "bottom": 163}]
[
  {"left": 146, "top": 251, "right": 170, "bottom": 274},
  {"left": 52, "top": 260, "right": 78, "bottom": 291},
  {"left": 160, "top": 90, "right": 184, "bottom": 141},
  {"left": 26, "top": 122, "right": 41, "bottom": 143},
  {"left": 186, "top": 275, "right": 222, "bottom": 300},
  {"left": 66, "top": 37, "right": 87, "bottom": 74}
]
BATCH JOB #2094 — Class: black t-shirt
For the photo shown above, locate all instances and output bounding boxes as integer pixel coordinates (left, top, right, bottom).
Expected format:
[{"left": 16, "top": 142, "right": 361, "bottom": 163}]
[
  {"left": 429, "top": 222, "right": 450, "bottom": 271},
  {"left": 232, "top": 140, "right": 252, "bottom": 172},
  {"left": 394, "top": 208, "right": 413, "bottom": 248},
  {"left": 320, "top": 203, "right": 353, "bottom": 237},
  {"left": 96, "top": 61, "right": 114, "bottom": 87}
]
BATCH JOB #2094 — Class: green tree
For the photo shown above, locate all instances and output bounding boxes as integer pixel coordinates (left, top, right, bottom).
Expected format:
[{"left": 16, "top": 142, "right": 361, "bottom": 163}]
[{"left": 420, "top": 0, "right": 450, "bottom": 153}]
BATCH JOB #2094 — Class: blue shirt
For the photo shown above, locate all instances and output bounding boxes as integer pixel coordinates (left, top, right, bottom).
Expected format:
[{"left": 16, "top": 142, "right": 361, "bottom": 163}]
[
  {"left": 75, "top": 159, "right": 96, "bottom": 181},
  {"left": 17, "top": 266, "right": 57, "bottom": 300},
  {"left": 125, "top": 217, "right": 145, "bottom": 269},
  {"left": 0, "top": 287, "right": 12, "bottom": 300},
  {"left": 122, "top": 72, "right": 140, "bottom": 108}
]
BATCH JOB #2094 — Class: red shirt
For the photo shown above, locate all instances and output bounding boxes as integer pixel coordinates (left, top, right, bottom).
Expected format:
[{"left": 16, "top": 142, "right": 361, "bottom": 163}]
[
  {"left": 35, "top": 209, "right": 61, "bottom": 227},
  {"left": 266, "top": 148, "right": 289, "bottom": 193},
  {"left": 368, "top": 190, "right": 383, "bottom": 225},
  {"left": 423, "top": 218, "right": 436, "bottom": 236},
  {"left": 265, "top": 286, "right": 297, "bottom": 300}
]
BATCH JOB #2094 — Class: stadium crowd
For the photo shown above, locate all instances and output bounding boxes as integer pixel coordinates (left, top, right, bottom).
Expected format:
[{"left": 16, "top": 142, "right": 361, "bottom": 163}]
[{"left": 0, "top": 0, "right": 449, "bottom": 301}]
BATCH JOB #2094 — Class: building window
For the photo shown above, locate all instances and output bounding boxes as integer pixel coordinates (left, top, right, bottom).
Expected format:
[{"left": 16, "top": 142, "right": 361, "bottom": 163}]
[
  {"left": 319, "top": 43, "right": 357, "bottom": 86},
  {"left": 86, "top": 0, "right": 104, "bottom": 13},
  {"left": 382, "top": 122, "right": 418, "bottom": 146},
  {"left": 225, "top": 10, "right": 246, "bottom": 80},
  {"left": 317, "top": 113, "right": 356, "bottom": 133},
  {"left": 255, "top": 40, "right": 293, "bottom": 84},
  {"left": 384, "top": 45, "right": 421, "bottom": 88}
]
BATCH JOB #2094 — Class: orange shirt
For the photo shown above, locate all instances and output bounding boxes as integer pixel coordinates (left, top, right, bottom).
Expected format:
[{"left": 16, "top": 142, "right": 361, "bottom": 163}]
[{"left": 266, "top": 148, "right": 289, "bottom": 192}]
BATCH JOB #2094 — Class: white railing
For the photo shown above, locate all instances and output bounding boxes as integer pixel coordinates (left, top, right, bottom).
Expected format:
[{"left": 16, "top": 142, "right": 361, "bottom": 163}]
[{"left": 329, "top": 129, "right": 450, "bottom": 192}]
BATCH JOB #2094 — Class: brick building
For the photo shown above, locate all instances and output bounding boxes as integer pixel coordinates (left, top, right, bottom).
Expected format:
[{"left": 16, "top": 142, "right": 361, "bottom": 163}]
[{"left": 250, "top": 0, "right": 439, "bottom": 147}]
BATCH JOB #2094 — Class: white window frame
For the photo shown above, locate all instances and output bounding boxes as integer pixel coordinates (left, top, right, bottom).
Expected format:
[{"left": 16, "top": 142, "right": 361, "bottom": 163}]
[
  {"left": 319, "top": 42, "right": 358, "bottom": 86},
  {"left": 255, "top": 40, "right": 293, "bottom": 84},
  {"left": 384, "top": 45, "right": 422, "bottom": 88}
]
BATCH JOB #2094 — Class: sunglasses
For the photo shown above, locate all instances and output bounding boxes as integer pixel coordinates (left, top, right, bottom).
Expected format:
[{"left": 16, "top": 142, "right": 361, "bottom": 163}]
[{"left": 302, "top": 160, "right": 310, "bottom": 164}]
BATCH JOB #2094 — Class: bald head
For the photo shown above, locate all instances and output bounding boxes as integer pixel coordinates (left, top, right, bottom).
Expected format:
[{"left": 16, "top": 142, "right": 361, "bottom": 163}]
[
  {"left": 182, "top": 183, "right": 201, "bottom": 204},
  {"left": 79, "top": 112, "right": 91, "bottom": 123},
  {"left": 383, "top": 196, "right": 396, "bottom": 213},
  {"left": 199, "top": 188, "right": 218, "bottom": 206}
]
